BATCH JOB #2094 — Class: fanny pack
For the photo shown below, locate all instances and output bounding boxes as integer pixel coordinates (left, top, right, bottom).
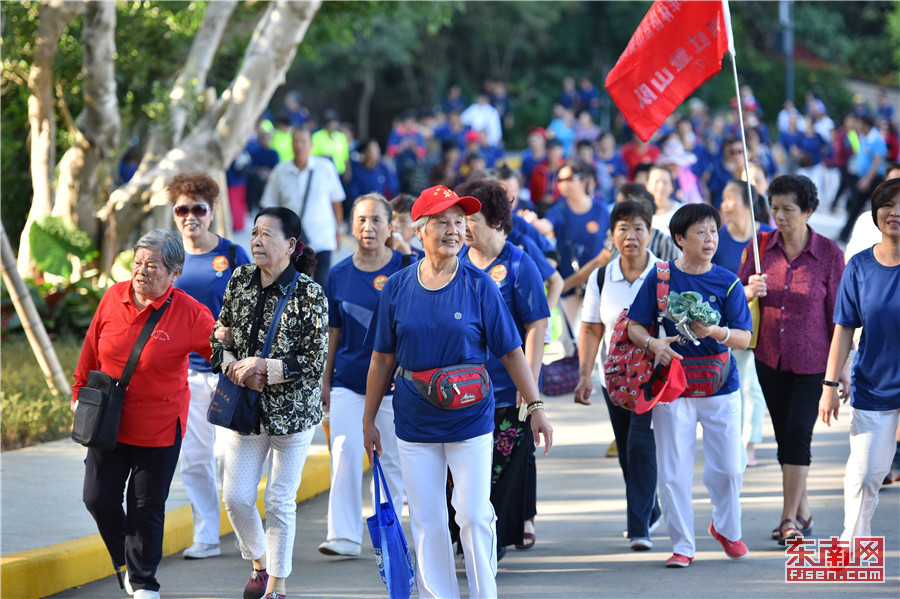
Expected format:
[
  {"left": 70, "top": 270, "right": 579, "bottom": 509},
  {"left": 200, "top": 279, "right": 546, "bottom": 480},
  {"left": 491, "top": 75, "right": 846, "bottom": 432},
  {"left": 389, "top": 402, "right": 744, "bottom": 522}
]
[
  {"left": 681, "top": 350, "right": 732, "bottom": 397},
  {"left": 398, "top": 364, "right": 490, "bottom": 410}
]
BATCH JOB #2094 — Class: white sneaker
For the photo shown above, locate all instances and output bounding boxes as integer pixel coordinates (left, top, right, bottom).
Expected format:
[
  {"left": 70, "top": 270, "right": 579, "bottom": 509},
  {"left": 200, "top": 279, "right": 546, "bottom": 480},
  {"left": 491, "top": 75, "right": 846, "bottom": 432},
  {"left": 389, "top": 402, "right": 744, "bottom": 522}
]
[
  {"left": 133, "top": 591, "right": 160, "bottom": 599},
  {"left": 318, "top": 539, "right": 361, "bottom": 557},
  {"left": 182, "top": 542, "right": 221, "bottom": 559},
  {"left": 630, "top": 537, "right": 653, "bottom": 550}
]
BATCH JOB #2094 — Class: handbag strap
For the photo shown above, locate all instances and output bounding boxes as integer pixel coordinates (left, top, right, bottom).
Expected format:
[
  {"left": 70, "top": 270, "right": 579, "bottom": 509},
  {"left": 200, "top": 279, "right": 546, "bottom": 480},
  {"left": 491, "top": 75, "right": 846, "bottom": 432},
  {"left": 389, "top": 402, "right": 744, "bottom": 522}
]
[
  {"left": 372, "top": 454, "right": 394, "bottom": 514},
  {"left": 258, "top": 271, "right": 300, "bottom": 360},
  {"left": 120, "top": 293, "right": 172, "bottom": 389}
]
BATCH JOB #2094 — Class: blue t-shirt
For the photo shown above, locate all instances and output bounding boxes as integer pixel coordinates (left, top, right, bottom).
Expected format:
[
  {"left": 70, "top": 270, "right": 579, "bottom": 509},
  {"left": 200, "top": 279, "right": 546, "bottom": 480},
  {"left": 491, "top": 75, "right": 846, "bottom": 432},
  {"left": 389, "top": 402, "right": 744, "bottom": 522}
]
[
  {"left": 174, "top": 237, "right": 251, "bottom": 371},
  {"left": 460, "top": 243, "right": 551, "bottom": 407},
  {"left": 367, "top": 260, "right": 522, "bottom": 442},
  {"left": 326, "top": 250, "right": 415, "bottom": 395},
  {"left": 713, "top": 222, "right": 775, "bottom": 275},
  {"left": 833, "top": 248, "right": 900, "bottom": 411},
  {"left": 627, "top": 261, "right": 752, "bottom": 396},
  {"left": 511, "top": 233, "right": 556, "bottom": 282},
  {"left": 544, "top": 200, "right": 611, "bottom": 280},
  {"left": 510, "top": 214, "right": 554, "bottom": 254}
]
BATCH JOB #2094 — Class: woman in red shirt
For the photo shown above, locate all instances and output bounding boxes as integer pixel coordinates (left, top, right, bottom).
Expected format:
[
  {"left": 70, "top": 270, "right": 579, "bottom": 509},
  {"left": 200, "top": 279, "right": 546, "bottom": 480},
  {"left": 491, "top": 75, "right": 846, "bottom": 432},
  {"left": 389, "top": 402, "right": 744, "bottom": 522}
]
[
  {"left": 74, "top": 229, "right": 216, "bottom": 598},
  {"left": 738, "top": 174, "right": 846, "bottom": 546}
]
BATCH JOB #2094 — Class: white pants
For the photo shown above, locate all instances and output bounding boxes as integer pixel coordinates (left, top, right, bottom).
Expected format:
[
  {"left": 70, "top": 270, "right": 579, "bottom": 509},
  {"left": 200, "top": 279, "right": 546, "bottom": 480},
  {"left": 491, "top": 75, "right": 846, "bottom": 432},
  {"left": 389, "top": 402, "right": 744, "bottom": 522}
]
[
  {"left": 841, "top": 407, "right": 900, "bottom": 542},
  {"left": 326, "top": 388, "right": 404, "bottom": 544},
  {"left": 652, "top": 390, "right": 745, "bottom": 557},
  {"left": 398, "top": 433, "right": 497, "bottom": 599},
  {"left": 223, "top": 426, "right": 315, "bottom": 579},
  {"left": 733, "top": 349, "right": 765, "bottom": 446},
  {"left": 180, "top": 370, "right": 227, "bottom": 545}
]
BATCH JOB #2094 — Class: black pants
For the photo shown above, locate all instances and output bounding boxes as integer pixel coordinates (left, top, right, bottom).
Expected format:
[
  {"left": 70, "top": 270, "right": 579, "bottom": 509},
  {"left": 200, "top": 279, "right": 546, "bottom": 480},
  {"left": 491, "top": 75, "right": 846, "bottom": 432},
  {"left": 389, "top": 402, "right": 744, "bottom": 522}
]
[
  {"left": 603, "top": 387, "right": 661, "bottom": 538},
  {"left": 83, "top": 421, "right": 182, "bottom": 592},
  {"left": 755, "top": 361, "right": 822, "bottom": 466}
]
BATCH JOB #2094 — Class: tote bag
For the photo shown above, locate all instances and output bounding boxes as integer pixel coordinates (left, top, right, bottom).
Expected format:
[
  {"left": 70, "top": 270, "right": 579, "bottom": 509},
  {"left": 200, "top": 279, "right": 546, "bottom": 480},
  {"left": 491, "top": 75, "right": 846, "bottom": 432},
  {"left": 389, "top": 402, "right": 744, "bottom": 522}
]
[{"left": 366, "top": 455, "right": 415, "bottom": 599}]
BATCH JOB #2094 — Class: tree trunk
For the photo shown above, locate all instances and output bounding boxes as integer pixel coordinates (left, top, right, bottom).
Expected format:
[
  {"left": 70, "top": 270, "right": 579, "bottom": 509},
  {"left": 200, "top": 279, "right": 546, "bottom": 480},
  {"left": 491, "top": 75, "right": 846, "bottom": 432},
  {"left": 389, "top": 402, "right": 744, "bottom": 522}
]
[
  {"left": 357, "top": 68, "right": 376, "bottom": 141},
  {"left": 100, "top": 1, "right": 322, "bottom": 264},
  {"left": 169, "top": 0, "right": 238, "bottom": 145},
  {"left": 53, "top": 1, "right": 119, "bottom": 254},
  {"left": 1, "top": 224, "right": 71, "bottom": 397},
  {"left": 17, "top": 0, "right": 83, "bottom": 277}
]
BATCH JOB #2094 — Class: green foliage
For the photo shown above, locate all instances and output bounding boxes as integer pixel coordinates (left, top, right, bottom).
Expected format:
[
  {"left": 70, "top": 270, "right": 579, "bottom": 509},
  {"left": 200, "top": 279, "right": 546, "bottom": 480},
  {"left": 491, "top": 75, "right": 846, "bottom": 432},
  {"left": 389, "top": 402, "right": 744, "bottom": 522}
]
[
  {"left": 29, "top": 216, "right": 99, "bottom": 280},
  {"left": 0, "top": 333, "right": 82, "bottom": 450}
]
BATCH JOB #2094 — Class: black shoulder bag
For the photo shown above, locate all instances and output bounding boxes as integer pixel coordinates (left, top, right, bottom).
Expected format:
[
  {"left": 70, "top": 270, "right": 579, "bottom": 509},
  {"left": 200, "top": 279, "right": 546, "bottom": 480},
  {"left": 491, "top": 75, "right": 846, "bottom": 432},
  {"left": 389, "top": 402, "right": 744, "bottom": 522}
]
[{"left": 72, "top": 295, "right": 172, "bottom": 450}]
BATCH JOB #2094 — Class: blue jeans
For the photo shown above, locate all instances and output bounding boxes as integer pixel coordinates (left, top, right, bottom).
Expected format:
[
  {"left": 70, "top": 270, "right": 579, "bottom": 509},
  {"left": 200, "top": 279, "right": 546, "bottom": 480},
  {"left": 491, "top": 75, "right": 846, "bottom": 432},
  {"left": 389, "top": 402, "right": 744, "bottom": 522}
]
[{"left": 603, "top": 387, "right": 661, "bottom": 538}]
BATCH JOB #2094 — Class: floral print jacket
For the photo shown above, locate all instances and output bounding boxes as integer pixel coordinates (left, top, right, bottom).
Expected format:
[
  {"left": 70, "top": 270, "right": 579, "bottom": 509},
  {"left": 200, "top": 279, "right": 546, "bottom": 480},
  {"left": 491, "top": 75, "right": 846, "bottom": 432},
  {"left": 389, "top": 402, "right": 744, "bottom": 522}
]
[{"left": 210, "top": 263, "right": 327, "bottom": 435}]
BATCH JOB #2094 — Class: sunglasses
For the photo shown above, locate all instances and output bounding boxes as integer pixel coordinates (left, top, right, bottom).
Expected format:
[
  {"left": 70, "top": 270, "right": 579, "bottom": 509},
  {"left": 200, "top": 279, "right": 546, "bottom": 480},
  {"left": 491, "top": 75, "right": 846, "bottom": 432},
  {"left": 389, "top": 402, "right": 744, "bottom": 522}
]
[{"left": 173, "top": 204, "right": 210, "bottom": 218}]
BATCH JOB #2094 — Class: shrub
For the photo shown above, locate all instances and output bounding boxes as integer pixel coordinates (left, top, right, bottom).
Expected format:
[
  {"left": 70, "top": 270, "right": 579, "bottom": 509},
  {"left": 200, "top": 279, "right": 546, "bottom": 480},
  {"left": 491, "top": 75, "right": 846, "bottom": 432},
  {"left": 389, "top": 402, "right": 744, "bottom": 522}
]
[{"left": 1, "top": 334, "right": 82, "bottom": 450}]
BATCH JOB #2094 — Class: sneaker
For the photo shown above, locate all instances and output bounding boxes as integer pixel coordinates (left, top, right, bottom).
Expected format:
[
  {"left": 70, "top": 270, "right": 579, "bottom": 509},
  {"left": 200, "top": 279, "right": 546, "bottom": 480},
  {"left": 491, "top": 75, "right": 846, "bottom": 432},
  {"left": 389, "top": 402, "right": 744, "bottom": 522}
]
[
  {"left": 630, "top": 537, "right": 653, "bottom": 551},
  {"left": 665, "top": 553, "right": 693, "bottom": 568},
  {"left": 317, "top": 539, "right": 362, "bottom": 557},
  {"left": 182, "top": 542, "right": 221, "bottom": 559},
  {"left": 708, "top": 522, "right": 749, "bottom": 560},
  {"left": 262, "top": 594, "right": 285, "bottom": 599},
  {"left": 133, "top": 591, "right": 160, "bottom": 599},
  {"left": 244, "top": 569, "right": 268, "bottom": 599}
]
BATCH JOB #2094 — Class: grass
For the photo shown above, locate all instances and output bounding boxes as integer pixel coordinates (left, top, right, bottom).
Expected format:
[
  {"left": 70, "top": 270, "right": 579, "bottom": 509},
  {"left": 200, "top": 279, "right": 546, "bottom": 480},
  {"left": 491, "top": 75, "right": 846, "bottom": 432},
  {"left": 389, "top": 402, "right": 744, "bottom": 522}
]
[{"left": 1, "top": 333, "right": 82, "bottom": 450}]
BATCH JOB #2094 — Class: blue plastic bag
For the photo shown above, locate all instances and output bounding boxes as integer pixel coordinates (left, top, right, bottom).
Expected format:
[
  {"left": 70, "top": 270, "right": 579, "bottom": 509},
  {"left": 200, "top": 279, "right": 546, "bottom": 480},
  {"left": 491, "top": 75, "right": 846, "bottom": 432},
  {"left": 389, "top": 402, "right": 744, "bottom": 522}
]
[{"left": 366, "top": 455, "right": 415, "bottom": 599}]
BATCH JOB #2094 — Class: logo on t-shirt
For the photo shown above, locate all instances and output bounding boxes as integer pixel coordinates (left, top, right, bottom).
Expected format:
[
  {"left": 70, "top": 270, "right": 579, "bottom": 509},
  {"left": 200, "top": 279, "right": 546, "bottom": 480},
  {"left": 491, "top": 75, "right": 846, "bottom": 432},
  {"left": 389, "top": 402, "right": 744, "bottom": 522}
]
[
  {"left": 586, "top": 220, "right": 600, "bottom": 234},
  {"left": 373, "top": 275, "right": 388, "bottom": 291},
  {"left": 212, "top": 256, "right": 230, "bottom": 272},
  {"left": 490, "top": 264, "right": 507, "bottom": 282}
]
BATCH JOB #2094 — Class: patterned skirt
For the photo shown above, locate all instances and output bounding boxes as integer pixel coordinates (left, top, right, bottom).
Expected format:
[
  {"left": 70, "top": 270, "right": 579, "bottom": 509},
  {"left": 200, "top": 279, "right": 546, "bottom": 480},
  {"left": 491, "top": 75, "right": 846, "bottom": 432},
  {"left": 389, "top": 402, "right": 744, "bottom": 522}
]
[{"left": 448, "top": 405, "right": 537, "bottom": 548}]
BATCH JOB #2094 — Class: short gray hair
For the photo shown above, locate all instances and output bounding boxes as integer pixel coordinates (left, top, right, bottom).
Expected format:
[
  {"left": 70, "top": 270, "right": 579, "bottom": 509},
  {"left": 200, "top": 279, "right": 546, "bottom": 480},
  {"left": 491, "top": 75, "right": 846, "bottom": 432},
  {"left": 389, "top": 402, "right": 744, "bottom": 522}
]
[
  {"left": 412, "top": 215, "right": 430, "bottom": 233},
  {"left": 134, "top": 229, "right": 184, "bottom": 276}
]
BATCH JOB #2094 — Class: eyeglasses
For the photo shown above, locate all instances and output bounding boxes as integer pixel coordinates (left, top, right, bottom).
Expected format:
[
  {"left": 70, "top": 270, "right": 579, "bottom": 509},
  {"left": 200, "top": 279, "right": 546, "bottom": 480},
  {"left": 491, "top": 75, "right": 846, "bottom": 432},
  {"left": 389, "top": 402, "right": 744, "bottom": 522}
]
[{"left": 173, "top": 204, "right": 210, "bottom": 218}]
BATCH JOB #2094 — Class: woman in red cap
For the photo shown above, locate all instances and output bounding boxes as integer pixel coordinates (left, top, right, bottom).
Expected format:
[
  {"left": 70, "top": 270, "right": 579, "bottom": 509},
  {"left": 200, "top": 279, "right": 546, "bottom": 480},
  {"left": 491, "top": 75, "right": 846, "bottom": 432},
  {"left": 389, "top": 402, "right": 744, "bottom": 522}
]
[{"left": 363, "top": 185, "right": 552, "bottom": 598}]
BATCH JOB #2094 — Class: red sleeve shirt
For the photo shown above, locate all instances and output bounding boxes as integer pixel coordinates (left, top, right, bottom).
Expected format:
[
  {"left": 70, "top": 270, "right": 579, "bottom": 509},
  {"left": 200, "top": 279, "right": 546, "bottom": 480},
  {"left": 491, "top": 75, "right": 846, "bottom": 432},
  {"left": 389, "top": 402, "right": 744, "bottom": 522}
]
[
  {"left": 72, "top": 282, "right": 215, "bottom": 447},
  {"left": 738, "top": 229, "right": 845, "bottom": 374}
]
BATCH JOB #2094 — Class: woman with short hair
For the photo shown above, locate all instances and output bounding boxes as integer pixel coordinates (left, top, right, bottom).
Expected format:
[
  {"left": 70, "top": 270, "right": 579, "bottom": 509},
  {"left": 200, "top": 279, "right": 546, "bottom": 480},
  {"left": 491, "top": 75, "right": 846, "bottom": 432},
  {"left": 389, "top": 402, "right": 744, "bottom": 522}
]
[
  {"left": 168, "top": 172, "right": 251, "bottom": 560},
  {"left": 628, "top": 204, "right": 753, "bottom": 567},
  {"left": 819, "top": 178, "right": 900, "bottom": 542},
  {"left": 75, "top": 229, "right": 216, "bottom": 598},
  {"left": 575, "top": 198, "right": 662, "bottom": 551},
  {"left": 738, "top": 174, "right": 846, "bottom": 545}
]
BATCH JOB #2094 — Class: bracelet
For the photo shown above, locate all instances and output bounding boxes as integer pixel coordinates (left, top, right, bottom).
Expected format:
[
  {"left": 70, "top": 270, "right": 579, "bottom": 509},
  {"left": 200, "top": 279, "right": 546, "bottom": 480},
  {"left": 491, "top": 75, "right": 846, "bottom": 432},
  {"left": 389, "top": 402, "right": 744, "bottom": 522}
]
[
  {"left": 527, "top": 401, "right": 545, "bottom": 415},
  {"left": 720, "top": 327, "right": 731, "bottom": 345},
  {"left": 821, "top": 379, "right": 840, "bottom": 387},
  {"left": 644, "top": 336, "right": 652, "bottom": 350}
]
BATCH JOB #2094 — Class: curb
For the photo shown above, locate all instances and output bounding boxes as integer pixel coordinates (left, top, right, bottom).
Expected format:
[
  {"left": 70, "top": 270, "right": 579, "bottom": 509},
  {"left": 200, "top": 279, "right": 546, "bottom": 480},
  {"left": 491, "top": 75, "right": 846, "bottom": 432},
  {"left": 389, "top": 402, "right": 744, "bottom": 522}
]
[{"left": 1, "top": 450, "right": 336, "bottom": 599}]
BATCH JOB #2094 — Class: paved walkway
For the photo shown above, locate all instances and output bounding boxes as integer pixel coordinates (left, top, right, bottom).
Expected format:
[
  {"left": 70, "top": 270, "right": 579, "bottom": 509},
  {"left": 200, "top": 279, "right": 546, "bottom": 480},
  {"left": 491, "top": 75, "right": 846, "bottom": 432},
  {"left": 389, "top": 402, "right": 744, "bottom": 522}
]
[{"left": 41, "top": 394, "right": 900, "bottom": 598}]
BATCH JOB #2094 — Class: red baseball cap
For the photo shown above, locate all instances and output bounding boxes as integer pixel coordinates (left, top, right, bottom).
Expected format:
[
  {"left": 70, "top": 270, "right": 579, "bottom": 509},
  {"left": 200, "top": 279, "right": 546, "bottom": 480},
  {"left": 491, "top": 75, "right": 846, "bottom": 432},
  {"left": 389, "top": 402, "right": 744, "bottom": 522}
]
[
  {"left": 411, "top": 185, "right": 481, "bottom": 222},
  {"left": 464, "top": 130, "right": 482, "bottom": 143},
  {"left": 634, "top": 360, "right": 686, "bottom": 415}
]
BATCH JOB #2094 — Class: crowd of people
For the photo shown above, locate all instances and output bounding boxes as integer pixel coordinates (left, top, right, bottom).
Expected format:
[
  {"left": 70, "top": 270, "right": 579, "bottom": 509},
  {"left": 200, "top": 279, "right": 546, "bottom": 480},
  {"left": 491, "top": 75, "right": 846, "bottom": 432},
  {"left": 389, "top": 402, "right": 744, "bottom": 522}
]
[{"left": 80, "top": 78, "right": 899, "bottom": 598}]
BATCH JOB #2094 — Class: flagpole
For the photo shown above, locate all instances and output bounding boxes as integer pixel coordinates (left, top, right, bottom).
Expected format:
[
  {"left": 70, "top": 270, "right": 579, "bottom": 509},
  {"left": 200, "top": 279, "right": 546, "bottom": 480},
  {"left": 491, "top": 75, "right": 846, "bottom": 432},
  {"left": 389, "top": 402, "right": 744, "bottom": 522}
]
[{"left": 723, "top": 0, "right": 761, "bottom": 275}]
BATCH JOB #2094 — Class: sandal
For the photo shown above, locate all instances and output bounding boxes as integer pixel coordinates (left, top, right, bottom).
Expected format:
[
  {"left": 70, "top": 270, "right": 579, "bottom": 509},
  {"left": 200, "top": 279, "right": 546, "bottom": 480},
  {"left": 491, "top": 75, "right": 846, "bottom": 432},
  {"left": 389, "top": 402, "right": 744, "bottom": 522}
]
[
  {"left": 515, "top": 518, "right": 536, "bottom": 550},
  {"left": 796, "top": 514, "right": 813, "bottom": 536},
  {"left": 778, "top": 518, "right": 801, "bottom": 546}
]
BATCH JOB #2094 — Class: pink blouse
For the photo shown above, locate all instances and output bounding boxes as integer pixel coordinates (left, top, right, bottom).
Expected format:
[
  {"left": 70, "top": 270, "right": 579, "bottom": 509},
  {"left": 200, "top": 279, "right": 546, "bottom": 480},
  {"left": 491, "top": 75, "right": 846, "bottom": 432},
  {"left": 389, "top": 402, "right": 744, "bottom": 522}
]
[{"left": 738, "top": 228, "right": 845, "bottom": 374}]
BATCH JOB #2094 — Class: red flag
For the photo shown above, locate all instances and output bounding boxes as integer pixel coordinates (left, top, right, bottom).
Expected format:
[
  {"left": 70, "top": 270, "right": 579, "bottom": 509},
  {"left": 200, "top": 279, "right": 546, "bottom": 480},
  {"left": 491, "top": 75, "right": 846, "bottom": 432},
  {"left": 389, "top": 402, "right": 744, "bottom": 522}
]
[{"left": 605, "top": 1, "right": 731, "bottom": 142}]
